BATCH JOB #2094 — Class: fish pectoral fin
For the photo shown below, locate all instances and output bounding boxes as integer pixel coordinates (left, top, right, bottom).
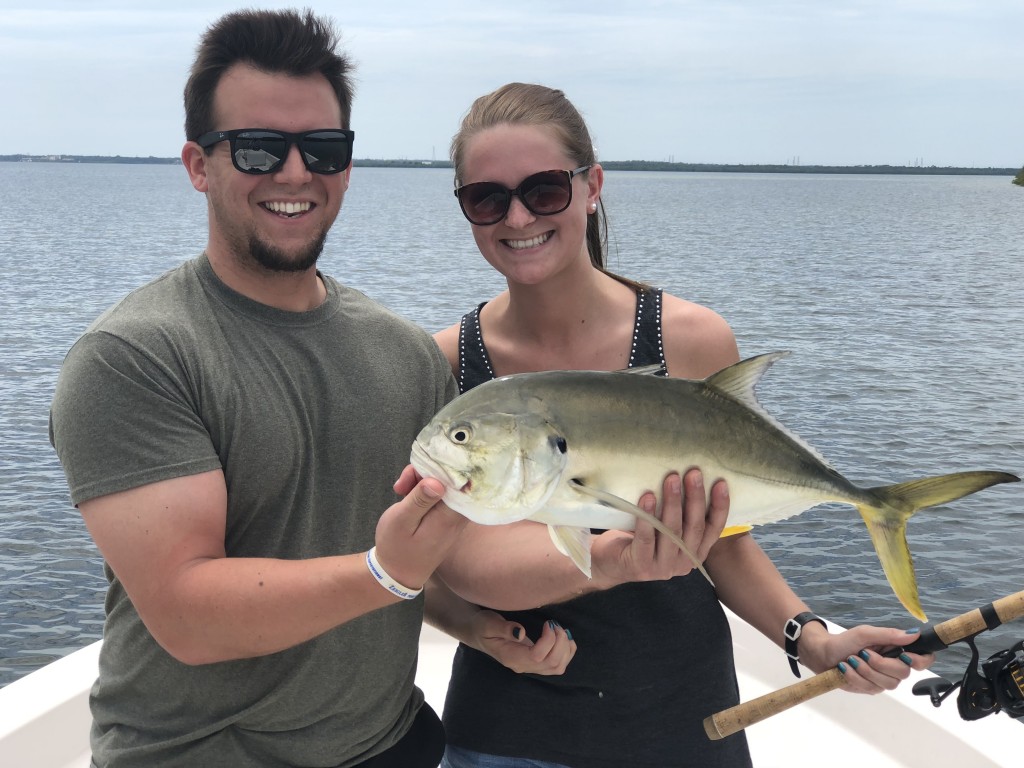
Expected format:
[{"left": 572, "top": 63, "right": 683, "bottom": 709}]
[
  {"left": 721, "top": 524, "right": 752, "bottom": 538},
  {"left": 569, "top": 481, "right": 714, "bottom": 586},
  {"left": 548, "top": 525, "right": 593, "bottom": 578}
]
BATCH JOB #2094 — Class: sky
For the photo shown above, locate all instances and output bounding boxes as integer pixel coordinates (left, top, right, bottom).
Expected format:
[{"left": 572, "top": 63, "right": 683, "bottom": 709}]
[{"left": 3, "top": 1, "right": 1022, "bottom": 167}]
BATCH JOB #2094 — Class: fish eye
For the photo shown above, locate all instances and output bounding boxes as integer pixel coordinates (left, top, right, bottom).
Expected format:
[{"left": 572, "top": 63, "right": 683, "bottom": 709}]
[{"left": 449, "top": 424, "right": 473, "bottom": 444}]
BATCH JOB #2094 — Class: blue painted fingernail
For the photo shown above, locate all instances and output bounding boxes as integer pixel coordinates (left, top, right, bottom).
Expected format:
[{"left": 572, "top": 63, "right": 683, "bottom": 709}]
[
  {"left": 838, "top": 662, "right": 848, "bottom": 674},
  {"left": 847, "top": 656, "right": 860, "bottom": 669},
  {"left": 565, "top": 628, "right": 574, "bottom": 641},
  {"left": 905, "top": 627, "right": 920, "bottom": 634},
  {"left": 512, "top": 627, "right": 521, "bottom": 640},
  {"left": 859, "top": 650, "right": 870, "bottom": 661},
  {"left": 900, "top": 653, "right": 913, "bottom": 665}
]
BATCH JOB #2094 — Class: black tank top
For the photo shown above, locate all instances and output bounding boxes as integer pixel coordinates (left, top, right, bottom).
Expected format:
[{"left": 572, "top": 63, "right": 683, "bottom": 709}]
[
  {"left": 457, "top": 287, "right": 667, "bottom": 391},
  {"left": 443, "top": 287, "right": 752, "bottom": 768}
]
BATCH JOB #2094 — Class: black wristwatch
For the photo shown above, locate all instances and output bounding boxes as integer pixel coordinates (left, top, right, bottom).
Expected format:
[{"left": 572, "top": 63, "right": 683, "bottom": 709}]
[{"left": 784, "top": 612, "right": 827, "bottom": 678}]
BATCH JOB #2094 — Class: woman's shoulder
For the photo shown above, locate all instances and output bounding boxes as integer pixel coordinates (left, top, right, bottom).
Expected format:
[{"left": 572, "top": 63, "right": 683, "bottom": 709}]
[
  {"left": 659, "top": 292, "right": 740, "bottom": 378},
  {"left": 659, "top": 292, "right": 732, "bottom": 333}
]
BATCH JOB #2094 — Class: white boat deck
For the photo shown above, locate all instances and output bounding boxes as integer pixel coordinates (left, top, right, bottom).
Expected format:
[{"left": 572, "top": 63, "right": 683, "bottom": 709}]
[{"left": 1, "top": 612, "right": 1020, "bottom": 767}]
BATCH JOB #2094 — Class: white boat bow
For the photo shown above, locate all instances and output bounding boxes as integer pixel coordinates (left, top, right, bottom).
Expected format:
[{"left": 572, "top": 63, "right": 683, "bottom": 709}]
[{"left": 1, "top": 611, "right": 1020, "bottom": 767}]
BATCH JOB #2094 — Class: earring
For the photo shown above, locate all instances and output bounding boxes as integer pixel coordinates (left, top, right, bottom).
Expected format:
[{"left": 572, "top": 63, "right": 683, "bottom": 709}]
[{"left": 589, "top": 203, "right": 598, "bottom": 212}]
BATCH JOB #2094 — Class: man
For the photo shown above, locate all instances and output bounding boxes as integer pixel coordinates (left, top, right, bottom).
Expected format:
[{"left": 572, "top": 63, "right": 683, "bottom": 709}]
[{"left": 49, "top": 9, "right": 464, "bottom": 767}]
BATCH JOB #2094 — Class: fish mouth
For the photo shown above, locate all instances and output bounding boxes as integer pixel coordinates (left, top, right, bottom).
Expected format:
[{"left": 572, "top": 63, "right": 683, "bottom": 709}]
[{"left": 410, "top": 441, "right": 464, "bottom": 492}]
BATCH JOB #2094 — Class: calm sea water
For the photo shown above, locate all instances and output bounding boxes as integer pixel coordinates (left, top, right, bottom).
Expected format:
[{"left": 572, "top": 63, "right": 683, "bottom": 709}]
[{"left": 1, "top": 163, "right": 1021, "bottom": 690}]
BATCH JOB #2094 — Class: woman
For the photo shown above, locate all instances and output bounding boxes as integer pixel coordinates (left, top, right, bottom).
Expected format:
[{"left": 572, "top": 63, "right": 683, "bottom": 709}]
[{"left": 428, "top": 83, "right": 933, "bottom": 768}]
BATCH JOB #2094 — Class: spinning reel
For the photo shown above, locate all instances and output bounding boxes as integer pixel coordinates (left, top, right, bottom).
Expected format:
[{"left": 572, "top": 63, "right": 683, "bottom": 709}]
[{"left": 912, "top": 636, "right": 1024, "bottom": 721}]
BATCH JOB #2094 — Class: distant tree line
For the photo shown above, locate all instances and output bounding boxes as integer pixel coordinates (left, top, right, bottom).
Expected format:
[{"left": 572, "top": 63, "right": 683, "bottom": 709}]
[
  {"left": 2, "top": 154, "right": 1020, "bottom": 177},
  {"left": 598, "top": 160, "right": 1017, "bottom": 176},
  {"left": 1, "top": 154, "right": 181, "bottom": 165}
]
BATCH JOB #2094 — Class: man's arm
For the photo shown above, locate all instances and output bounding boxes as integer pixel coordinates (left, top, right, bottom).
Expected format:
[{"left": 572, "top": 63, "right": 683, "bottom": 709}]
[{"left": 81, "top": 468, "right": 465, "bottom": 665}]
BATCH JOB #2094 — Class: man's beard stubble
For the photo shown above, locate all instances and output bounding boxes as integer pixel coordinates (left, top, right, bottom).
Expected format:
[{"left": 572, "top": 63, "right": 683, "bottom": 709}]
[{"left": 249, "top": 230, "right": 328, "bottom": 273}]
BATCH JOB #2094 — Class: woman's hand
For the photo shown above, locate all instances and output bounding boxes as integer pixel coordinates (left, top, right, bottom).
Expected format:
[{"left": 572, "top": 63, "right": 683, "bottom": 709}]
[
  {"left": 591, "top": 469, "right": 729, "bottom": 586},
  {"left": 798, "top": 622, "right": 935, "bottom": 694},
  {"left": 469, "top": 609, "right": 576, "bottom": 675}
]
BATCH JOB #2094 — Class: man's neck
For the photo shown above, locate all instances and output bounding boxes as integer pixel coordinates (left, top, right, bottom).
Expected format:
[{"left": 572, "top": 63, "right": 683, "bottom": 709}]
[{"left": 204, "top": 248, "right": 327, "bottom": 312}]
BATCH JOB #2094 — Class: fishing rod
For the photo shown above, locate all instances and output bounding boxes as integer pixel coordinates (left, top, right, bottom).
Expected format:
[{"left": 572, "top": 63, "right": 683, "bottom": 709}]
[{"left": 703, "top": 589, "right": 1024, "bottom": 740}]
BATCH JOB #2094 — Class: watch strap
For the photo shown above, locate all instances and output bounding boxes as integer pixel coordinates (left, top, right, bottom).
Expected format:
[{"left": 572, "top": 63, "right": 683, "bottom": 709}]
[{"left": 784, "top": 611, "right": 827, "bottom": 678}]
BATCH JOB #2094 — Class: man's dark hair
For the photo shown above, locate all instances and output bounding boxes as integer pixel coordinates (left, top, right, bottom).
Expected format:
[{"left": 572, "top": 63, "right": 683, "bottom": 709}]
[{"left": 183, "top": 8, "right": 355, "bottom": 141}]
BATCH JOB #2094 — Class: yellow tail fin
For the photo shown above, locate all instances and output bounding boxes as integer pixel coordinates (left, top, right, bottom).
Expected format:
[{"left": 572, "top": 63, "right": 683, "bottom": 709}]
[{"left": 860, "top": 471, "right": 1019, "bottom": 621}]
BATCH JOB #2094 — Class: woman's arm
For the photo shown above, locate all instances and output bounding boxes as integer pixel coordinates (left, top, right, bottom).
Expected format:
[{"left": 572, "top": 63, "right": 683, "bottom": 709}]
[
  {"left": 708, "top": 533, "right": 934, "bottom": 694},
  {"left": 423, "top": 575, "right": 576, "bottom": 675}
]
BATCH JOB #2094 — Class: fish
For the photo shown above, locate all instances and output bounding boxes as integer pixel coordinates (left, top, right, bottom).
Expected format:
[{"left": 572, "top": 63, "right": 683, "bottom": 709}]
[{"left": 410, "top": 352, "right": 1019, "bottom": 620}]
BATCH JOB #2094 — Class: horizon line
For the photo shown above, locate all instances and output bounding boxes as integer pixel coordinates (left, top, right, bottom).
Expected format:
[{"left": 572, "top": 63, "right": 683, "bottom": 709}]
[{"left": 3, "top": 154, "right": 1020, "bottom": 173}]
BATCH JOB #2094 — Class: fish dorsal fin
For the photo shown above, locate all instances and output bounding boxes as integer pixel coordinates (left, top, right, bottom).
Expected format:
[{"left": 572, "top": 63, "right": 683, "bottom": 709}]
[
  {"left": 620, "top": 364, "right": 664, "bottom": 376},
  {"left": 705, "top": 352, "right": 836, "bottom": 471},
  {"left": 705, "top": 351, "right": 789, "bottom": 403}
]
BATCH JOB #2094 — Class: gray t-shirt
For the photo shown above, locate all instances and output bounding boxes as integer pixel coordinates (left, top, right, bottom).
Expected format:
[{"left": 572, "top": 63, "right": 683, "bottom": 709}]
[{"left": 49, "top": 253, "right": 457, "bottom": 767}]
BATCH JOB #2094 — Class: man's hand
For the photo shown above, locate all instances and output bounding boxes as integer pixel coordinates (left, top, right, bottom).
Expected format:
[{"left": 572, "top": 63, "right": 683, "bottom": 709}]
[{"left": 374, "top": 466, "right": 468, "bottom": 592}]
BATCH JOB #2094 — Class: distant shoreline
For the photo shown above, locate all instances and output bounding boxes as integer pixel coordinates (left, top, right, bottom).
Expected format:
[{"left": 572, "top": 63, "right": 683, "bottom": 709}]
[{"left": 2, "top": 154, "right": 1019, "bottom": 176}]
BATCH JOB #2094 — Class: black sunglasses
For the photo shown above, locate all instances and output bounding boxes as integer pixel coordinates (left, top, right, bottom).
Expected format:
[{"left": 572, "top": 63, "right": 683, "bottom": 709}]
[
  {"left": 454, "top": 165, "right": 592, "bottom": 225},
  {"left": 196, "top": 128, "right": 355, "bottom": 175}
]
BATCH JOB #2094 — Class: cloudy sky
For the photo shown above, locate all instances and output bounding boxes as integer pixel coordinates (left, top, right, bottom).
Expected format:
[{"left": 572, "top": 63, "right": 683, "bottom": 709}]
[{"left": 3, "top": 1, "right": 1022, "bottom": 167}]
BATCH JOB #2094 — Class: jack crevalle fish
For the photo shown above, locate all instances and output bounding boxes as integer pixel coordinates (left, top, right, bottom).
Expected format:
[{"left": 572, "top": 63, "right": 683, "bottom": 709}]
[{"left": 411, "top": 352, "right": 1019, "bottom": 621}]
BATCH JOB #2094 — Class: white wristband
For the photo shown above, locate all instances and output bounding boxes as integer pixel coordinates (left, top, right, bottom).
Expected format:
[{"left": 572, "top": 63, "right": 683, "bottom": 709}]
[{"left": 365, "top": 547, "right": 423, "bottom": 600}]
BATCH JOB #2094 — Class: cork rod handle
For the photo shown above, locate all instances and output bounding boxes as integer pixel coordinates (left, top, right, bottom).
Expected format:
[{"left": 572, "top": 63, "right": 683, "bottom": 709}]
[{"left": 703, "top": 589, "right": 1024, "bottom": 740}]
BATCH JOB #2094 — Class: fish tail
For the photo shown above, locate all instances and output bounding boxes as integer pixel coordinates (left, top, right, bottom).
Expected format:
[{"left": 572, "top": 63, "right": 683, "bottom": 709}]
[{"left": 860, "top": 471, "right": 1019, "bottom": 621}]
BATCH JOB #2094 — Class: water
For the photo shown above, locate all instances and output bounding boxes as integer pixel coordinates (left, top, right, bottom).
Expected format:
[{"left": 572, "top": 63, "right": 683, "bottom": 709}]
[{"left": 1, "top": 163, "right": 1021, "bottom": 690}]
